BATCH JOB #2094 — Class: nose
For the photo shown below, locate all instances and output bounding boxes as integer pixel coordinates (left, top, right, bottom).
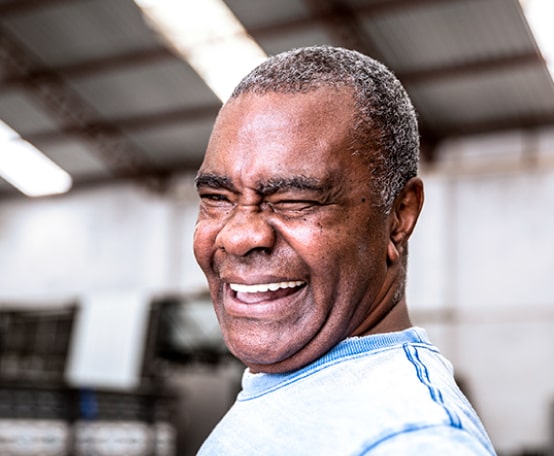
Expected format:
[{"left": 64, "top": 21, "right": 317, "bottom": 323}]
[{"left": 215, "top": 205, "right": 276, "bottom": 257}]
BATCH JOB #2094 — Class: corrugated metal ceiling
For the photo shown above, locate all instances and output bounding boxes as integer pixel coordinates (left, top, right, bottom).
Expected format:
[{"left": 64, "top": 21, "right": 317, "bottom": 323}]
[{"left": 0, "top": 0, "right": 553, "bottom": 197}]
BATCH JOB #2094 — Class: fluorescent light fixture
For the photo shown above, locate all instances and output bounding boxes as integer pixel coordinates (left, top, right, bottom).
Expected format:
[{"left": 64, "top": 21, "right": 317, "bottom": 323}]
[
  {"left": 520, "top": 0, "right": 554, "bottom": 78},
  {"left": 135, "top": 0, "right": 267, "bottom": 102},
  {"left": 0, "top": 121, "right": 72, "bottom": 197}
]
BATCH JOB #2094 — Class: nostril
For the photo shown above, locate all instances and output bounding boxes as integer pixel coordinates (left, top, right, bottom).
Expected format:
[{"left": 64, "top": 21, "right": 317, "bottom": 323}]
[{"left": 215, "top": 208, "right": 276, "bottom": 257}]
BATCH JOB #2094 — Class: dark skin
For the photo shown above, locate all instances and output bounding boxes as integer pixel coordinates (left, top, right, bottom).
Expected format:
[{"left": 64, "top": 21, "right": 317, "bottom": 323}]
[{"left": 193, "top": 87, "right": 424, "bottom": 374}]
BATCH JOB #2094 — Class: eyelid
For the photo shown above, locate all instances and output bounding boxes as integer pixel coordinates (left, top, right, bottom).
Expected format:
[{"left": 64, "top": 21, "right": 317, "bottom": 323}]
[
  {"left": 267, "top": 199, "right": 320, "bottom": 212},
  {"left": 267, "top": 188, "right": 326, "bottom": 203},
  {"left": 198, "top": 188, "right": 235, "bottom": 207},
  {"left": 197, "top": 184, "right": 230, "bottom": 194},
  {"left": 270, "top": 198, "right": 318, "bottom": 204},
  {"left": 198, "top": 188, "right": 224, "bottom": 197},
  {"left": 200, "top": 193, "right": 229, "bottom": 200},
  {"left": 197, "top": 182, "right": 235, "bottom": 194}
]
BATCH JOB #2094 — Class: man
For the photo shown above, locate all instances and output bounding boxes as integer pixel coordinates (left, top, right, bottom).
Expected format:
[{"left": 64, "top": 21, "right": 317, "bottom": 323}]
[{"left": 193, "top": 46, "right": 495, "bottom": 455}]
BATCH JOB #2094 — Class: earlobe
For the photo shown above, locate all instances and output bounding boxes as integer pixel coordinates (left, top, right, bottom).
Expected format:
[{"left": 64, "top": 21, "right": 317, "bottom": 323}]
[
  {"left": 387, "top": 240, "right": 400, "bottom": 264},
  {"left": 389, "top": 177, "right": 424, "bottom": 247}
]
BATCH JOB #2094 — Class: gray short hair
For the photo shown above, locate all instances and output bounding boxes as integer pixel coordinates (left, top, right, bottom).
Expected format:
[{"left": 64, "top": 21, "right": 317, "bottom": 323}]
[{"left": 231, "top": 45, "right": 419, "bottom": 212}]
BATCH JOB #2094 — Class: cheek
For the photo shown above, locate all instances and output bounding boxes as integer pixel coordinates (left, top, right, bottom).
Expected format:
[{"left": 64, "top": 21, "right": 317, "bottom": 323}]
[
  {"left": 302, "top": 221, "right": 385, "bottom": 287},
  {"left": 282, "top": 224, "right": 357, "bottom": 290},
  {"left": 193, "top": 220, "right": 217, "bottom": 270}
]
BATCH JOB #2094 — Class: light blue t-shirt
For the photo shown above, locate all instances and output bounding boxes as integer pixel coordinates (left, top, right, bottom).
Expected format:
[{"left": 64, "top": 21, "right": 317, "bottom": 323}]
[{"left": 197, "top": 328, "right": 496, "bottom": 455}]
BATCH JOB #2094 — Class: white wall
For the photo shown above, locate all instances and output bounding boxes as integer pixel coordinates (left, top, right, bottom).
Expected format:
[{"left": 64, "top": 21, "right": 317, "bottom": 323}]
[
  {"left": 0, "top": 179, "right": 205, "bottom": 389},
  {"left": 1, "top": 128, "right": 554, "bottom": 453},
  {"left": 408, "top": 128, "right": 554, "bottom": 454}
]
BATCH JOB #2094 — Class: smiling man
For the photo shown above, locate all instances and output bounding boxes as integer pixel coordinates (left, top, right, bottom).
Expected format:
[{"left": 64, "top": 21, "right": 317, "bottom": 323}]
[{"left": 193, "top": 46, "right": 495, "bottom": 455}]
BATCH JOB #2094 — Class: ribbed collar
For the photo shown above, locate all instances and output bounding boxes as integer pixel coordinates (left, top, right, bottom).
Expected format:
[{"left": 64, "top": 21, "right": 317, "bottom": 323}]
[{"left": 239, "top": 327, "right": 430, "bottom": 401}]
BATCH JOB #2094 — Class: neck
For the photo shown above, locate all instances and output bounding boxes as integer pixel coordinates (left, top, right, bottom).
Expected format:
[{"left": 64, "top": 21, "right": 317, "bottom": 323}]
[{"left": 361, "top": 297, "right": 412, "bottom": 336}]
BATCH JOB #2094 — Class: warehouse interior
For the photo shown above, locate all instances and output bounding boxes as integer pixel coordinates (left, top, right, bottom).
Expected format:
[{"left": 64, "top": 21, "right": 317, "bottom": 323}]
[{"left": 1, "top": 0, "right": 554, "bottom": 454}]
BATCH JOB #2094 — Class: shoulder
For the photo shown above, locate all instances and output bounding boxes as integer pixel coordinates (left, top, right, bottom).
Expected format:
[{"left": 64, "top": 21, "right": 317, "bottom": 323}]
[{"left": 359, "top": 425, "right": 496, "bottom": 455}]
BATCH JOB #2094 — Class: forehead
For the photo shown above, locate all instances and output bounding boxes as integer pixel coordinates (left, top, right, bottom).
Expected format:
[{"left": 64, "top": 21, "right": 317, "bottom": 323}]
[{"left": 200, "top": 88, "right": 362, "bottom": 182}]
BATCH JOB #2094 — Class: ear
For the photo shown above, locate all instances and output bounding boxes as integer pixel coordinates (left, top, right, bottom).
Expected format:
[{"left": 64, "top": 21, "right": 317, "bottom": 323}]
[{"left": 387, "top": 177, "right": 424, "bottom": 263}]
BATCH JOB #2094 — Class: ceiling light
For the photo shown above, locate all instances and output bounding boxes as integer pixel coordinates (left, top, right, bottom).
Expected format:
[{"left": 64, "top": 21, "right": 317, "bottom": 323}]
[
  {"left": 0, "top": 121, "right": 72, "bottom": 197},
  {"left": 520, "top": 0, "right": 554, "bottom": 78},
  {"left": 135, "top": 0, "right": 267, "bottom": 102}
]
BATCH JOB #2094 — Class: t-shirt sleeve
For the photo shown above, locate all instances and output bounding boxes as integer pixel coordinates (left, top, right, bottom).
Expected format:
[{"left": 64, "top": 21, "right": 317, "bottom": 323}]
[{"left": 359, "top": 425, "right": 496, "bottom": 455}]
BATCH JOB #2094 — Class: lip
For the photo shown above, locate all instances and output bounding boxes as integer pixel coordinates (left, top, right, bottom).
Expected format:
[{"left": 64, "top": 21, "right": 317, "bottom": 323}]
[{"left": 222, "top": 279, "right": 307, "bottom": 318}]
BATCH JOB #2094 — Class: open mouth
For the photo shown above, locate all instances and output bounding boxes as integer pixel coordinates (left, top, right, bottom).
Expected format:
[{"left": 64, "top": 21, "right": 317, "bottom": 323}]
[{"left": 229, "top": 280, "right": 306, "bottom": 304}]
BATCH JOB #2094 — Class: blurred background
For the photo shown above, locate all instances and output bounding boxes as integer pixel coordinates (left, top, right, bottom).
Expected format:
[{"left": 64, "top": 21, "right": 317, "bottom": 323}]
[{"left": 0, "top": 0, "right": 553, "bottom": 455}]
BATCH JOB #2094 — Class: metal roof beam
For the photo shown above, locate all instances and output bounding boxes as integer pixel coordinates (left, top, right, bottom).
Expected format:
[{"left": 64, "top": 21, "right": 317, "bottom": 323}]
[
  {"left": 354, "top": 0, "right": 472, "bottom": 16},
  {"left": 0, "top": 0, "right": 74, "bottom": 18},
  {"left": 434, "top": 113, "right": 554, "bottom": 138},
  {"left": 22, "top": 104, "right": 221, "bottom": 145},
  {"left": 247, "top": 0, "right": 468, "bottom": 39},
  {"left": 398, "top": 52, "right": 545, "bottom": 85},
  {"left": 300, "top": 0, "right": 386, "bottom": 63},
  {"left": 0, "top": 28, "right": 153, "bottom": 177},
  {"left": 0, "top": 47, "right": 177, "bottom": 89}
]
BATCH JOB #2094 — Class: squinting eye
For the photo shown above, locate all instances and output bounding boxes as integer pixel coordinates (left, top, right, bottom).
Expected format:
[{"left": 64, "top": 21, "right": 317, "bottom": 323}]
[
  {"left": 269, "top": 200, "right": 318, "bottom": 212},
  {"left": 202, "top": 193, "right": 227, "bottom": 201},
  {"left": 200, "top": 193, "right": 233, "bottom": 207}
]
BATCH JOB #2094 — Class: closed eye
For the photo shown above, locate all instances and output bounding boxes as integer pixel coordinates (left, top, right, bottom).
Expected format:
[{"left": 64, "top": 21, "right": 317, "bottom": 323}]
[
  {"left": 267, "top": 200, "right": 320, "bottom": 213},
  {"left": 199, "top": 192, "right": 234, "bottom": 208},
  {"left": 201, "top": 193, "right": 228, "bottom": 201}
]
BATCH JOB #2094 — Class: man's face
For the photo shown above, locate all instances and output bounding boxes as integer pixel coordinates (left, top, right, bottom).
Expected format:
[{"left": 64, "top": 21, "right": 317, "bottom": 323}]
[{"left": 193, "top": 88, "right": 395, "bottom": 373}]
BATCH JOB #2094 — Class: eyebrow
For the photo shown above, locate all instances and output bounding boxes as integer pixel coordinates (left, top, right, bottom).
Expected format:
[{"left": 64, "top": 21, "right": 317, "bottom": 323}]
[
  {"left": 194, "top": 172, "right": 333, "bottom": 196},
  {"left": 195, "top": 173, "right": 236, "bottom": 192},
  {"left": 258, "top": 176, "right": 332, "bottom": 196}
]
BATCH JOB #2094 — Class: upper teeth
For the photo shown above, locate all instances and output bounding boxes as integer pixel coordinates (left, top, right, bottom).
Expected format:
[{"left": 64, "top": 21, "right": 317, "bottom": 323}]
[{"left": 230, "top": 281, "right": 304, "bottom": 294}]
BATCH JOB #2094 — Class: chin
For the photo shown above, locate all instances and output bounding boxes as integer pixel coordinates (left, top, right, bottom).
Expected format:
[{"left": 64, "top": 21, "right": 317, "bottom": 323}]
[{"left": 229, "top": 343, "right": 286, "bottom": 367}]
